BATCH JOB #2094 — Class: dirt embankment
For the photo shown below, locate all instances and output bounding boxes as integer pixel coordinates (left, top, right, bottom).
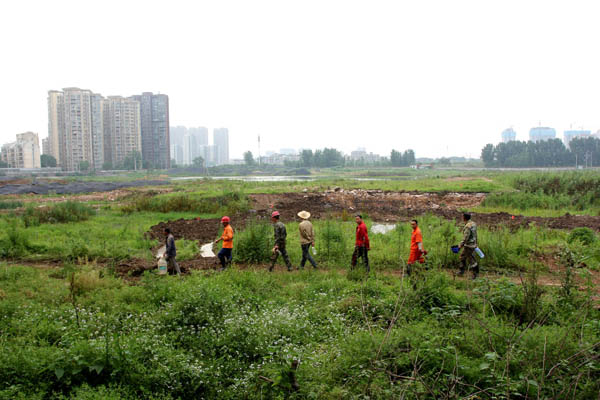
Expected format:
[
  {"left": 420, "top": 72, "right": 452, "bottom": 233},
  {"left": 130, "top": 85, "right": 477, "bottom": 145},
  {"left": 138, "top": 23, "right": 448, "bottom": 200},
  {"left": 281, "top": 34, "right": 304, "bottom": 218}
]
[
  {"left": 131, "top": 190, "right": 600, "bottom": 277},
  {"left": 248, "top": 190, "right": 600, "bottom": 231}
]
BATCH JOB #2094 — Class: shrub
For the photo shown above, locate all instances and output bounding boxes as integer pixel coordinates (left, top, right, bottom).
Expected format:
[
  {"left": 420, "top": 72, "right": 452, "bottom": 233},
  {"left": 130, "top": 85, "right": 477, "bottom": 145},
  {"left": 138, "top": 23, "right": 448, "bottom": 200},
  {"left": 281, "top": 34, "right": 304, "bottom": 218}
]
[
  {"left": 318, "top": 219, "right": 347, "bottom": 264},
  {"left": 0, "top": 222, "right": 41, "bottom": 259},
  {"left": 234, "top": 223, "right": 271, "bottom": 264},
  {"left": 0, "top": 200, "right": 23, "bottom": 209},
  {"left": 567, "top": 227, "right": 597, "bottom": 245},
  {"left": 175, "top": 239, "right": 199, "bottom": 261},
  {"left": 22, "top": 201, "right": 95, "bottom": 226}
]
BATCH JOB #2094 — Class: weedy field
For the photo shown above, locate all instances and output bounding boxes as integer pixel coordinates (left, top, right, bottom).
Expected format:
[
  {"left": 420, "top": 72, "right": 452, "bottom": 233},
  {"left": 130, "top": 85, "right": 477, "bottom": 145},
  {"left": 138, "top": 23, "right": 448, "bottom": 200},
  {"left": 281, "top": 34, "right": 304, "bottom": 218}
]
[{"left": 1, "top": 170, "right": 600, "bottom": 399}]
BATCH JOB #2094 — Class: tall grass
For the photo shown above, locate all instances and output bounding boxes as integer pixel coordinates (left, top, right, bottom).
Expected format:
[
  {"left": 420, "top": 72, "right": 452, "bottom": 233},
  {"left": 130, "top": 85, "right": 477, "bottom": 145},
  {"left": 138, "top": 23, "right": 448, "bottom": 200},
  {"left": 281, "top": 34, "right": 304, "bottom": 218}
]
[
  {"left": 0, "top": 200, "right": 23, "bottom": 209},
  {"left": 121, "top": 190, "right": 249, "bottom": 216},
  {"left": 22, "top": 201, "right": 95, "bottom": 227}
]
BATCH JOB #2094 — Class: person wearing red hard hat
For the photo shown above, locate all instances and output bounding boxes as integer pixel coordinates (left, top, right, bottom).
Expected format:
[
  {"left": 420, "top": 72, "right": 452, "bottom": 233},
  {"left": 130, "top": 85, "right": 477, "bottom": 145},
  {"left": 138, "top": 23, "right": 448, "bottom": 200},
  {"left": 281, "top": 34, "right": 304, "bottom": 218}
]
[
  {"left": 269, "top": 211, "right": 293, "bottom": 272},
  {"left": 214, "top": 216, "right": 234, "bottom": 271},
  {"left": 351, "top": 214, "right": 370, "bottom": 273}
]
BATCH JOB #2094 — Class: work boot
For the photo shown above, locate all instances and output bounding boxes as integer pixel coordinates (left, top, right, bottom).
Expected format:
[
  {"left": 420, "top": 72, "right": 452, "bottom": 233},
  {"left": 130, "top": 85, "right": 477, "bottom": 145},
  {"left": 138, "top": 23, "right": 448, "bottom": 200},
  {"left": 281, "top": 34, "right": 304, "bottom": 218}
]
[
  {"left": 269, "top": 265, "right": 274, "bottom": 272},
  {"left": 406, "top": 264, "right": 412, "bottom": 276},
  {"left": 471, "top": 263, "right": 479, "bottom": 280}
]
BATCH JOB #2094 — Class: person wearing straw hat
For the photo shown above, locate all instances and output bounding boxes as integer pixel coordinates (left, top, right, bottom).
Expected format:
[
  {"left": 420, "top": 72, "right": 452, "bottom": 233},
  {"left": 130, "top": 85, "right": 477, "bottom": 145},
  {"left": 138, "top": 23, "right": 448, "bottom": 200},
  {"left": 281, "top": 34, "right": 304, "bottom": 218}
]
[
  {"left": 269, "top": 211, "right": 293, "bottom": 272},
  {"left": 458, "top": 213, "right": 479, "bottom": 279},
  {"left": 298, "top": 210, "right": 318, "bottom": 269}
]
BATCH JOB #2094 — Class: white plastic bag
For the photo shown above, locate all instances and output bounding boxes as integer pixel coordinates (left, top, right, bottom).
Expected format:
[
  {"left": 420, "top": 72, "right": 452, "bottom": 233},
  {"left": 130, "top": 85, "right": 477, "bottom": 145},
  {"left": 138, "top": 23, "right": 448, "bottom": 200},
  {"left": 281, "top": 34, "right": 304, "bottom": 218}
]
[{"left": 200, "top": 242, "right": 216, "bottom": 257}]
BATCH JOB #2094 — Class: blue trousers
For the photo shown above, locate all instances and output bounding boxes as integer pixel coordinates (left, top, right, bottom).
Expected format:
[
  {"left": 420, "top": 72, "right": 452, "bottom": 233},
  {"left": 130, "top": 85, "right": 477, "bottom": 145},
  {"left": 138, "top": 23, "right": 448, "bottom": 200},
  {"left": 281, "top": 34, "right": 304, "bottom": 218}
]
[{"left": 218, "top": 248, "right": 232, "bottom": 269}]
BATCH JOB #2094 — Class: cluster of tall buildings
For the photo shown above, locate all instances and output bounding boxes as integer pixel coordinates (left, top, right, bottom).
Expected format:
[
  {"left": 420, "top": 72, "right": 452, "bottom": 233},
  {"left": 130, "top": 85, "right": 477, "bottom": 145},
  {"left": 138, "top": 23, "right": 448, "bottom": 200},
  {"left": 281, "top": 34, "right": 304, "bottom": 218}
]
[
  {"left": 170, "top": 126, "right": 229, "bottom": 167},
  {"left": 46, "top": 88, "right": 170, "bottom": 171},
  {"left": 501, "top": 126, "right": 600, "bottom": 147},
  {"left": 1, "top": 132, "right": 41, "bottom": 169}
]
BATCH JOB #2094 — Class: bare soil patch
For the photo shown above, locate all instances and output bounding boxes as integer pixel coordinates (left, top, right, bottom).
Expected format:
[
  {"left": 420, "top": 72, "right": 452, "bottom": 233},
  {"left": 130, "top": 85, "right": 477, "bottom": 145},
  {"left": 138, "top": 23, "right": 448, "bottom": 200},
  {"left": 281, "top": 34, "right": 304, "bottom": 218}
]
[{"left": 119, "top": 190, "right": 600, "bottom": 277}]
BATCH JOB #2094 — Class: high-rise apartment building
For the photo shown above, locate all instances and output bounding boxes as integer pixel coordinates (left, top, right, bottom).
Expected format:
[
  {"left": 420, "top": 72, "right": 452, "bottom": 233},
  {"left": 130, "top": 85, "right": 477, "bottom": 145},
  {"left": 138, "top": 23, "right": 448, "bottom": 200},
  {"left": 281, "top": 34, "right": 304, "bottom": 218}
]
[
  {"left": 42, "top": 138, "right": 49, "bottom": 156},
  {"left": 61, "top": 88, "right": 95, "bottom": 171},
  {"left": 103, "top": 96, "right": 141, "bottom": 168},
  {"left": 213, "top": 128, "right": 229, "bottom": 165},
  {"left": 1, "top": 132, "right": 41, "bottom": 168},
  {"left": 189, "top": 127, "right": 208, "bottom": 146},
  {"left": 501, "top": 128, "right": 516, "bottom": 143},
  {"left": 564, "top": 130, "right": 591, "bottom": 148},
  {"left": 131, "top": 92, "right": 170, "bottom": 169},
  {"left": 90, "top": 93, "right": 104, "bottom": 169},
  {"left": 529, "top": 127, "right": 556, "bottom": 142},
  {"left": 47, "top": 90, "right": 63, "bottom": 164}
]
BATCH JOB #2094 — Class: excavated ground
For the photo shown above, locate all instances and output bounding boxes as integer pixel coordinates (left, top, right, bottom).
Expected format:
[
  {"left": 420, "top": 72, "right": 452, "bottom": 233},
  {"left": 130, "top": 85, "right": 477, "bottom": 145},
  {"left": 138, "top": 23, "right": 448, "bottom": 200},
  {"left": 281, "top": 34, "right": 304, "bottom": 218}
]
[{"left": 134, "top": 190, "right": 600, "bottom": 277}]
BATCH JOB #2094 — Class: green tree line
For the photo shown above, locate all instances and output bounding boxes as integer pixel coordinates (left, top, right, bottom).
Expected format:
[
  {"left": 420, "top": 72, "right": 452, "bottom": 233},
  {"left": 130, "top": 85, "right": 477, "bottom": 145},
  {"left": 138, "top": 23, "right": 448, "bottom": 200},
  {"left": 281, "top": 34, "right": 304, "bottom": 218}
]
[{"left": 481, "top": 137, "right": 600, "bottom": 167}]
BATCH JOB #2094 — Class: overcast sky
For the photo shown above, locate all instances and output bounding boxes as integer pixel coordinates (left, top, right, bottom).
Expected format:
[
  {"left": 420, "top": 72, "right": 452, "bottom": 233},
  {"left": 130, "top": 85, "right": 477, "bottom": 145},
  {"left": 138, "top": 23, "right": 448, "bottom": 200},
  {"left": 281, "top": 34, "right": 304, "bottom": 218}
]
[{"left": 1, "top": 0, "right": 599, "bottom": 159}]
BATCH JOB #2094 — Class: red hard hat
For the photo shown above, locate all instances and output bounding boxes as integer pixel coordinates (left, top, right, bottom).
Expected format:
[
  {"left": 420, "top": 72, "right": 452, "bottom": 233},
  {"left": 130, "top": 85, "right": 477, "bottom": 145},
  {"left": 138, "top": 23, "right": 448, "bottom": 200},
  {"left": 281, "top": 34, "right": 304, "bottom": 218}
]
[
  {"left": 271, "top": 211, "right": 280, "bottom": 218},
  {"left": 221, "top": 216, "right": 230, "bottom": 223}
]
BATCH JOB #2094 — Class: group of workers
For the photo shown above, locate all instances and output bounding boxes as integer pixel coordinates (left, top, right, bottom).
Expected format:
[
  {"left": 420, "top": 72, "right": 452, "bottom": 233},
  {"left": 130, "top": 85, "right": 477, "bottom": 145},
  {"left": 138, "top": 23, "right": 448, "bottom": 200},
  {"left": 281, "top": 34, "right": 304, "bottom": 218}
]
[{"left": 163, "top": 210, "right": 479, "bottom": 279}]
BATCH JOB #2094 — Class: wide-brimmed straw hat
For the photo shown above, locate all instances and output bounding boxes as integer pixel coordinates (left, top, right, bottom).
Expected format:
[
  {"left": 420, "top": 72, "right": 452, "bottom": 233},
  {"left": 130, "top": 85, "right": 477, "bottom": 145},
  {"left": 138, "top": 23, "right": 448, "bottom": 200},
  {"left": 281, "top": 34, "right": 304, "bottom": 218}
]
[{"left": 297, "top": 210, "right": 311, "bottom": 219}]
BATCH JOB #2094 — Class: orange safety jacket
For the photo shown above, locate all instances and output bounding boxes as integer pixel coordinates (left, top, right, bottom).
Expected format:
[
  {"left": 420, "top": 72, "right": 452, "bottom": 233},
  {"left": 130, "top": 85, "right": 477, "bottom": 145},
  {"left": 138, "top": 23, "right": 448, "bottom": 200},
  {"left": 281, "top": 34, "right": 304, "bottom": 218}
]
[{"left": 221, "top": 225, "right": 234, "bottom": 249}]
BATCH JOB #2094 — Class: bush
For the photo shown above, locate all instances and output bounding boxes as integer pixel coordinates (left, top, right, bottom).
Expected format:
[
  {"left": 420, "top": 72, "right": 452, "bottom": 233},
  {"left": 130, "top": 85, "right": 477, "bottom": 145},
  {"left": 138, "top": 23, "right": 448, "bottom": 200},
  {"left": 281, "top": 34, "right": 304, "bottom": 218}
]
[
  {"left": 234, "top": 223, "right": 271, "bottom": 264},
  {"left": 0, "top": 200, "right": 23, "bottom": 209},
  {"left": 0, "top": 222, "right": 42, "bottom": 259},
  {"left": 121, "top": 191, "right": 249, "bottom": 216},
  {"left": 567, "top": 227, "right": 597, "bottom": 245},
  {"left": 22, "top": 201, "right": 95, "bottom": 226},
  {"left": 318, "top": 219, "right": 347, "bottom": 264}
]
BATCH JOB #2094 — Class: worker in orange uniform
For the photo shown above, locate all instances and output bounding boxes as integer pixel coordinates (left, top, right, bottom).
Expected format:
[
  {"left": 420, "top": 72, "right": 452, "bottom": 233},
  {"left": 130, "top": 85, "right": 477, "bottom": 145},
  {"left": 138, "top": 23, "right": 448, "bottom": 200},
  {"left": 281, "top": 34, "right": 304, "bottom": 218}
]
[
  {"left": 215, "top": 216, "right": 234, "bottom": 271},
  {"left": 406, "top": 219, "right": 427, "bottom": 277}
]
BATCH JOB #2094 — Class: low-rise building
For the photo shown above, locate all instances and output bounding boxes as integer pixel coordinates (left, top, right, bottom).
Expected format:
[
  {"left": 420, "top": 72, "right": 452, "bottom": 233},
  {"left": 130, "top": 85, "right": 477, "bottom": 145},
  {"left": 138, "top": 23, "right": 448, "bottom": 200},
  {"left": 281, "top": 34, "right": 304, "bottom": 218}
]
[{"left": 1, "top": 132, "right": 41, "bottom": 168}]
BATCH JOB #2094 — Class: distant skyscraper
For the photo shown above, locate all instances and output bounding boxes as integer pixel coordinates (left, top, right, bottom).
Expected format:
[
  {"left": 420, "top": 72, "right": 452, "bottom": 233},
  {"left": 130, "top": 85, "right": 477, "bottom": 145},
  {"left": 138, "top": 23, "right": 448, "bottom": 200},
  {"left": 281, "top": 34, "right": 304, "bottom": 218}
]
[
  {"left": 90, "top": 93, "right": 104, "bottom": 169},
  {"left": 1, "top": 132, "right": 41, "bottom": 168},
  {"left": 61, "top": 88, "right": 95, "bottom": 171},
  {"left": 47, "top": 90, "right": 63, "bottom": 164},
  {"left": 213, "top": 128, "right": 229, "bottom": 165},
  {"left": 563, "top": 129, "right": 591, "bottom": 148},
  {"left": 529, "top": 127, "right": 556, "bottom": 142},
  {"left": 42, "top": 137, "right": 49, "bottom": 156},
  {"left": 170, "top": 126, "right": 187, "bottom": 148},
  {"left": 189, "top": 127, "right": 208, "bottom": 146},
  {"left": 103, "top": 96, "right": 141, "bottom": 167},
  {"left": 131, "top": 92, "right": 170, "bottom": 169},
  {"left": 501, "top": 128, "right": 516, "bottom": 143},
  {"left": 199, "top": 145, "right": 217, "bottom": 166}
]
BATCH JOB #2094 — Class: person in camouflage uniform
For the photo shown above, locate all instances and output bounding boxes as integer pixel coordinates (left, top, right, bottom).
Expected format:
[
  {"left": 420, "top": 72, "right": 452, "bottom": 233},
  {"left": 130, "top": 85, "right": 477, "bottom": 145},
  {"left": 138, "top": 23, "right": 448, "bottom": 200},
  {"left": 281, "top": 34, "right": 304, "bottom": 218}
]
[
  {"left": 458, "top": 213, "right": 478, "bottom": 279},
  {"left": 269, "top": 211, "right": 293, "bottom": 272}
]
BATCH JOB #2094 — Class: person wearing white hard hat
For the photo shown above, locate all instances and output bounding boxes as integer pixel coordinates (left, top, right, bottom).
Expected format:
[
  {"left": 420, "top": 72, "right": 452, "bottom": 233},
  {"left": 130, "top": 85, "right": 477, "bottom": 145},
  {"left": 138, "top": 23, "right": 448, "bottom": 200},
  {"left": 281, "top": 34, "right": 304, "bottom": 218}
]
[
  {"left": 298, "top": 210, "right": 317, "bottom": 269},
  {"left": 269, "top": 211, "right": 293, "bottom": 272}
]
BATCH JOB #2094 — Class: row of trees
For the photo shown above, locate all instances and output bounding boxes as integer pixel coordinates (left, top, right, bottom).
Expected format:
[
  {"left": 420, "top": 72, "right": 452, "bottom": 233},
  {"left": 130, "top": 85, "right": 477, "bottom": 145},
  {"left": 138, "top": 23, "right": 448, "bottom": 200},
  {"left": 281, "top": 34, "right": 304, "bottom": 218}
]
[
  {"left": 481, "top": 137, "right": 600, "bottom": 168},
  {"left": 390, "top": 149, "right": 416, "bottom": 167}
]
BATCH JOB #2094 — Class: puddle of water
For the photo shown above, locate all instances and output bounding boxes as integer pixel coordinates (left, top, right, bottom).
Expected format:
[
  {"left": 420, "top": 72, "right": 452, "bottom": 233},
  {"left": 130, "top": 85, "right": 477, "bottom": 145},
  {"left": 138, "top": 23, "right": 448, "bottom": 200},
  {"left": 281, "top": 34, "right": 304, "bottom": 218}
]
[{"left": 371, "top": 224, "right": 397, "bottom": 234}]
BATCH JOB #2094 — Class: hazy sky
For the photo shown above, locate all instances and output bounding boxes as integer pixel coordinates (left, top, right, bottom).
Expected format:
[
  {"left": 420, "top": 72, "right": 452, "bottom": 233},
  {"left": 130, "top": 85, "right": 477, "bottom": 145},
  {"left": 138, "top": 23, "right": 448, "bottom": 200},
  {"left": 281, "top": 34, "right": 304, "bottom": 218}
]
[{"left": 1, "top": 0, "right": 599, "bottom": 159}]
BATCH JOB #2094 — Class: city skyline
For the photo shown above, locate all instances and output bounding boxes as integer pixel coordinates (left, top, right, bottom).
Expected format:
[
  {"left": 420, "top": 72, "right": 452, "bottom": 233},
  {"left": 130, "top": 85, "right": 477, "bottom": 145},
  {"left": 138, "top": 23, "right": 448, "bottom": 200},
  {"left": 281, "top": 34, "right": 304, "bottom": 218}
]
[
  {"left": 43, "top": 88, "right": 169, "bottom": 171},
  {"left": 2, "top": 1, "right": 600, "bottom": 160}
]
